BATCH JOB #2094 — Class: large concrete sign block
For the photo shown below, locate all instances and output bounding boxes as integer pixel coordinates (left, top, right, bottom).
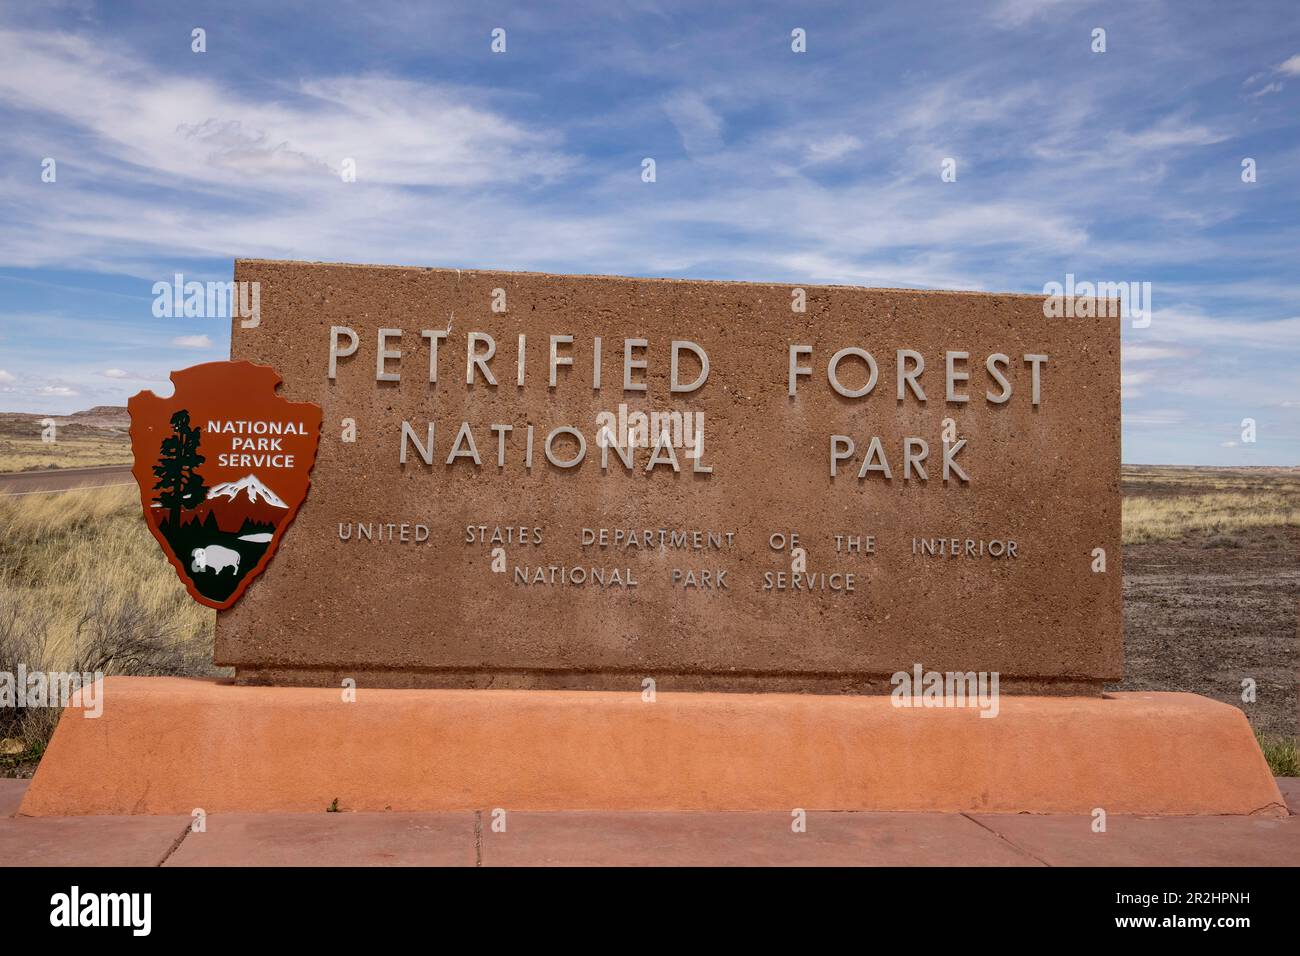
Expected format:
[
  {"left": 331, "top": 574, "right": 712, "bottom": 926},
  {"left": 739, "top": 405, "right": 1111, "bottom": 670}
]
[{"left": 217, "top": 260, "right": 1121, "bottom": 693}]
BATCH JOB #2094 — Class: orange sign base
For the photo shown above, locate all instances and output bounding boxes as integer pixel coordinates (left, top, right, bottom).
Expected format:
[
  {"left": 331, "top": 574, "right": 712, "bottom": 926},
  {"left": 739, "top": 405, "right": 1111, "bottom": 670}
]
[{"left": 19, "top": 678, "right": 1285, "bottom": 817}]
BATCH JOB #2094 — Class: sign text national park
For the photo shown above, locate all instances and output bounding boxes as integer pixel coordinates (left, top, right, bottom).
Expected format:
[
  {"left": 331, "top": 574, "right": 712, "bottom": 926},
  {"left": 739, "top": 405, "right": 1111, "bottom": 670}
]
[
  {"left": 218, "top": 261, "right": 1121, "bottom": 693},
  {"left": 327, "top": 326, "right": 1050, "bottom": 487}
]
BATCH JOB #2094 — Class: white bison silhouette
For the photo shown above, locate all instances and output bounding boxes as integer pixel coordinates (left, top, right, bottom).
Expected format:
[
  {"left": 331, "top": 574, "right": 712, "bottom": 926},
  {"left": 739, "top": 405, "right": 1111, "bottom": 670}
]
[{"left": 191, "top": 544, "right": 241, "bottom": 575}]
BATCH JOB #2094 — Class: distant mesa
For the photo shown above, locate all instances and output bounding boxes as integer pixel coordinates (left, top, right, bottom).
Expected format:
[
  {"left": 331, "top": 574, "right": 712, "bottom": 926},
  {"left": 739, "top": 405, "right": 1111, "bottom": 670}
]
[
  {"left": 0, "top": 404, "right": 130, "bottom": 439},
  {"left": 56, "top": 406, "right": 130, "bottom": 429},
  {"left": 74, "top": 405, "right": 130, "bottom": 421}
]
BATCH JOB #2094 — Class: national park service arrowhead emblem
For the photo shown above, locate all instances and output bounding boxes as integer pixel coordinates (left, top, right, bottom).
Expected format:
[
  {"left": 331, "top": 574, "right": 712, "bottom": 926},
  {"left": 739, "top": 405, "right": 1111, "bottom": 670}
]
[{"left": 128, "top": 361, "right": 322, "bottom": 610}]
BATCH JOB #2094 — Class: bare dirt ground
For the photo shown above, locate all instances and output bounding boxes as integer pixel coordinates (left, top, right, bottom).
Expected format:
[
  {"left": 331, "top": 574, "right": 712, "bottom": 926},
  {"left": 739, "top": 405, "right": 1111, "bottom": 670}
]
[{"left": 1115, "top": 466, "right": 1299, "bottom": 737}]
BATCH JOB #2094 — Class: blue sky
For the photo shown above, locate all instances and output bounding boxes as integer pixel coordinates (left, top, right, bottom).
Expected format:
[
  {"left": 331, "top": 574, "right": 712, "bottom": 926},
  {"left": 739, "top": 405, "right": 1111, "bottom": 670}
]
[{"left": 0, "top": 0, "right": 1297, "bottom": 465}]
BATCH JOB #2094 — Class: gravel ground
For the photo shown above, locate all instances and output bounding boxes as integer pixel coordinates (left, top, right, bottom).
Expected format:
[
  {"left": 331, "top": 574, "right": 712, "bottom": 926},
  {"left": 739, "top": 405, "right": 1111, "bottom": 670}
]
[{"left": 1113, "top": 467, "right": 1298, "bottom": 738}]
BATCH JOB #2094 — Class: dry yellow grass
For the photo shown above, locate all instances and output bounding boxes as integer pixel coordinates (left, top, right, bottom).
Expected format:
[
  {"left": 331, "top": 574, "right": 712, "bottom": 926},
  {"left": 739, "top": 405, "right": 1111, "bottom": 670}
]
[
  {"left": 0, "top": 437, "right": 133, "bottom": 472},
  {"left": 1123, "top": 492, "right": 1300, "bottom": 544},
  {"left": 1121, "top": 467, "right": 1300, "bottom": 544},
  {"left": 0, "top": 485, "right": 217, "bottom": 751}
]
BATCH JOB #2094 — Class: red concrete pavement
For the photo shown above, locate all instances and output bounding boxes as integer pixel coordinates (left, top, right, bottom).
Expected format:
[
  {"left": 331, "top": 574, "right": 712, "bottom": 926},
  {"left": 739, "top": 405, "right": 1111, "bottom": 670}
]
[
  {"left": 476, "top": 811, "right": 1042, "bottom": 867},
  {"left": 965, "top": 812, "right": 1298, "bottom": 867},
  {"left": 0, "top": 779, "right": 25, "bottom": 818},
  {"left": 1276, "top": 776, "right": 1300, "bottom": 814},
  {"left": 166, "top": 812, "right": 477, "bottom": 867},
  {"left": 1, "top": 778, "right": 1296, "bottom": 867},
  {"left": 0, "top": 777, "right": 188, "bottom": 867}
]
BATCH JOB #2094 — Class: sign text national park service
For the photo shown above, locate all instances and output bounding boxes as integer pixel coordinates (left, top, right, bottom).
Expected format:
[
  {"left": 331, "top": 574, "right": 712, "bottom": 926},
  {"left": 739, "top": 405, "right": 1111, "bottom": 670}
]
[{"left": 217, "top": 261, "right": 1121, "bottom": 693}]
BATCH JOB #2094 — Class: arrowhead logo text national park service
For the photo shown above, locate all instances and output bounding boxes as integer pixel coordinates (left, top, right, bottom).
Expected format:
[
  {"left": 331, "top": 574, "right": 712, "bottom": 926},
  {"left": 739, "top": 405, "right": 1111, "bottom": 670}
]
[{"left": 128, "top": 361, "right": 322, "bottom": 610}]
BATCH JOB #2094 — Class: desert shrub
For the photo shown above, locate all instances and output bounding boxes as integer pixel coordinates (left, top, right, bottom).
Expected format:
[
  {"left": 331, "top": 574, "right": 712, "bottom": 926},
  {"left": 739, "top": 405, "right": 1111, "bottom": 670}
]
[
  {"left": 1201, "top": 534, "right": 1244, "bottom": 549},
  {"left": 0, "top": 486, "right": 218, "bottom": 755},
  {"left": 1256, "top": 732, "right": 1300, "bottom": 777}
]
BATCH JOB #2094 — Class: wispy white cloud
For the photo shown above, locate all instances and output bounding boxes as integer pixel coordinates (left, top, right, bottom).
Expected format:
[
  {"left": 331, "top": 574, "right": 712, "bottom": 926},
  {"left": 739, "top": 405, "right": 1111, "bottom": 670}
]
[
  {"left": 1126, "top": 408, "right": 1188, "bottom": 428},
  {"left": 1121, "top": 370, "right": 1151, "bottom": 399},
  {"left": 0, "top": 29, "right": 573, "bottom": 190},
  {"left": 171, "top": 335, "right": 214, "bottom": 348},
  {"left": 986, "top": 0, "right": 1075, "bottom": 28},
  {"left": 803, "top": 134, "right": 862, "bottom": 165},
  {"left": 1246, "top": 81, "right": 1283, "bottom": 98},
  {"left": 1144, "top": 308, "right": 1300, "bottom": 349},
  {"left": 1110, "top": 117, "right": 1229, "bottom": 151},
  {"left": 1243, "top": 50, "right": 1299, "bottom": 97},
  {"left": 1123, "top": 344, "right": 1191, "bottom": 362},
  {"left": 663, "top": 91, "right": 724, "bottom": 156}
]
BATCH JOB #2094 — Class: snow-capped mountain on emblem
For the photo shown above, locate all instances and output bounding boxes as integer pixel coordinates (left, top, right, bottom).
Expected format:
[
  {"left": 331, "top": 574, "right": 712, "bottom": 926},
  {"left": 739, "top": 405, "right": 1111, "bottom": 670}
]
[{"left": 208, "top": 474, "right": 289, "bottom": 508}]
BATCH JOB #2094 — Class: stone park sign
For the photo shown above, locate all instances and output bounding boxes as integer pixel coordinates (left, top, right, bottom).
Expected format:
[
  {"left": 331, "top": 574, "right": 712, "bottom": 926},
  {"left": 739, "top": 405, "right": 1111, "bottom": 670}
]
[
  {"left": 30, "top": 260, "right": 1284, "bottom": 819},
  {"left": 216, "top": 260, "right": 1121, "bottom": 694}
]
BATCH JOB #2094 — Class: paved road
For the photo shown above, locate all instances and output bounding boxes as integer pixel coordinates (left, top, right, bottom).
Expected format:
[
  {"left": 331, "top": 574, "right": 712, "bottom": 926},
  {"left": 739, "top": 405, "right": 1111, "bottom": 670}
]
[{"left": 0, "top": 464, "right": 134, "bottom": 496}]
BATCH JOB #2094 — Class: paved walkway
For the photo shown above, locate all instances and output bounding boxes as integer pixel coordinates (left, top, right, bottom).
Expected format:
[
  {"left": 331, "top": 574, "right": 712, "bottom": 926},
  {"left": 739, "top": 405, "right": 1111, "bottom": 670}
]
[{"left": 3, "top": 779, "right": 1297, "bottom": 866}]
